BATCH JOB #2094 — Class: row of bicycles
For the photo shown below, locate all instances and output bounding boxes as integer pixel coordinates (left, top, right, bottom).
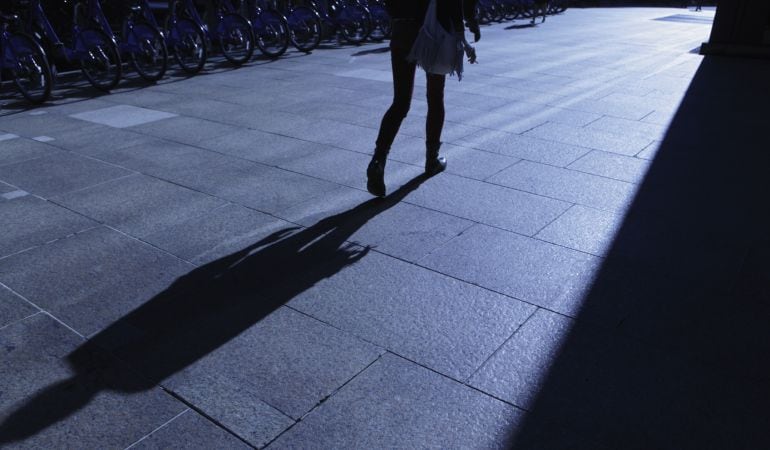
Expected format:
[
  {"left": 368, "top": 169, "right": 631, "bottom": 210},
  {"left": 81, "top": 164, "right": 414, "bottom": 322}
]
[
  {"left": 476, "top": 0, "right": 570, "bottom": 24},
  {"left": 0, "top": 0, "right": 390, "bottom": 105}
]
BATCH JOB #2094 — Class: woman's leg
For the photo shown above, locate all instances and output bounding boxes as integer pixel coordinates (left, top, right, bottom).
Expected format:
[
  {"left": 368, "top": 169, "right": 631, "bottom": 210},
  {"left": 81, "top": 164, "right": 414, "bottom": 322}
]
[
  {"left": 374, "top": 47, "right": 417, "bottom": 158},
  {"left": 425, "top": 73, "right": 447, "bottom": 175},
  {"left": 425, "top": 73, "right": 446, "bottom": 148}
]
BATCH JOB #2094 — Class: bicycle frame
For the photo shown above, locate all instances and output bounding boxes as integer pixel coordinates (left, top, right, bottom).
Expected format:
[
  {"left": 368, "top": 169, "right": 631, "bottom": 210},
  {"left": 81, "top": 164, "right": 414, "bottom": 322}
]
[{"left": 24, "top": 0, "right": 97, "bottom": 63}]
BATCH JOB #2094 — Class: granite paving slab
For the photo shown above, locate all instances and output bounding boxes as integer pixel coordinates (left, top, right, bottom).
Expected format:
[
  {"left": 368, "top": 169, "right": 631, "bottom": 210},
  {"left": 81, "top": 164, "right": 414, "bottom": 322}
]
[
  {"left": 128, "top": 410, "right": 251, "bottom": 449},
  {"left": 584, "top": 115, "right": 668, "bottom": 141},
  {"left": 38, "top": 125, "right": 160, "bottom": 156},
  {"left": 130, "top": 116, "right": 240, "bottom": 146},
  {"left": 469, "top": 308, "right": 574, "bottom": 409},
  {"left": 162, "top": 307, "right": 382, "bottom": 438},
  {"left": 270, "top": 353, "right": 524, "bottom": 450},
  {"left": 0, "top": 226, "right": 194, "bottom": 336},
  {"left": 567, "top": 150, "right": 652, "bottom": 183},
  {"left": 535, "top": 205, "right": 624, "bottom": 257},
  {"left": 286, "top": 250, "right": 536, "bottom": 380},
  {"left": 454, "top": 129, "right": 590, "bottom": 167},
  {"left": 278, "top": 183, "right": 474, "bottom": 264},
  {"left": 0, "top": 314, "right": 185, "bottom": 448},
  {"left": 0, "top": 137, "right": 61, "bottom": 167},
  {"left": 523, "top": 121, "right": 654, "bottom": 156},
  {"left": 0, "top": 195, "right": 96, "bottom": 258},
  {"left": 196, "top": 128, "right": 330, "bottom": 166},
  {"left": 53, "top": 174, "right": 226, "bottom": 240},
  {"left": 70, "top": 105, "right": 178, "bottom": 128},
  {"left": 0, "top": 284, "right": 38, "bottom": 329},
  {"left": 164, "top": 159, "right": 342, "bottom": 215},
  {"left": 488, "top": 160, "right": 638, "bottom": 213},
  {"left": 404, "top": 173, "right": 571, "bottom": 236},
  {"left": 421, "top": 224, "right": 601, "bottom": 318},
  {"left": 0, "top": 152, "right": 133, "bottom": 199},
  {"left": 141, "top": 203, "right": 293, "bottom": 266}
]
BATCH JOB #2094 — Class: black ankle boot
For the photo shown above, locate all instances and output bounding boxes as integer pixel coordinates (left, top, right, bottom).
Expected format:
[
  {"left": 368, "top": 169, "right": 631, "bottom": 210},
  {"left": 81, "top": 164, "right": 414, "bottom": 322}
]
[
  {"left": 425, "top": 142, "right": 447, "bottom": 176},
  {"left": 367, "top": 155, "right": 386, "bottom": 197}
]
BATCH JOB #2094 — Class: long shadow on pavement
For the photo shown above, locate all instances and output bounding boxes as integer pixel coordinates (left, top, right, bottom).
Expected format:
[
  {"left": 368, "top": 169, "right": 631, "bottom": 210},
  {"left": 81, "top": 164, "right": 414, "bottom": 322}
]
[
  {"left": 0, "top": 174, "right": 430, "bottom": 445},
  {"left": 508, "top": 56, "right": 770, "bottom": 449}
]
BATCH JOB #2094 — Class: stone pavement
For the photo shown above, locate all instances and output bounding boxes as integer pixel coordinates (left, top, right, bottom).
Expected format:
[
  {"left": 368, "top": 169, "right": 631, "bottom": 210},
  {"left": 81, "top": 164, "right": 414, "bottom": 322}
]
[{"left": 2, "top": 6, "right": 769, "bottom": 449}]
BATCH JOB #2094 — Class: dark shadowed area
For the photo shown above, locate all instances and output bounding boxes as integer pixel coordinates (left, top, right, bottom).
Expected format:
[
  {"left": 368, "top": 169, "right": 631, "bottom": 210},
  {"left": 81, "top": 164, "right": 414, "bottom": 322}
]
[{"left": 510, "top": 55, "right": 770, "bottom": 449}]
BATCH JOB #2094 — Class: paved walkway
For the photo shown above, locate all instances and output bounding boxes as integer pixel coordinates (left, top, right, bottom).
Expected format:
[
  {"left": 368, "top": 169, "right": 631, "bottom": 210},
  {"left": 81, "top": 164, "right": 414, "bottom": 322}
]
[{"left": 2, "top": 6, "right": 769, "bottom": 449}]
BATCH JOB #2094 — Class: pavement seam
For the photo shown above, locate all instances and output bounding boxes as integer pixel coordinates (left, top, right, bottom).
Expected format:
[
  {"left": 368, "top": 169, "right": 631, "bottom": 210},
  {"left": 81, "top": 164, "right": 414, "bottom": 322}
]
[{"left": 123, "top": 408, "right": 191, "bottom": 450}]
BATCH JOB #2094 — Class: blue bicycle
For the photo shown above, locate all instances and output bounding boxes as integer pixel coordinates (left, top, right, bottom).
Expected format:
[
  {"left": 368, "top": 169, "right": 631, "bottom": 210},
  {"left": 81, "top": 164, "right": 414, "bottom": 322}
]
[
  {"left": 171, "top": 0, "right": 254, "bottom": 65},
  {"left": 359, "top": 0, "right": 389, "bottom": 42},
  {"left": 309, "top": 0, "right": 371, "bottom": 45},
  {"left": 269, "top": 0, "right": 321, "bottom": 53},
  {"left": 0, "top": 11, "right": 52, "bottom": 103},
  {"left": 242, "top": 0, "right": 290, "bottom": 58},
  {"left": 20, "top": 0, "right": 122, "bottom": 91},
  {"left": 95, "top": 0, "right": 168, "bottom": 82}
]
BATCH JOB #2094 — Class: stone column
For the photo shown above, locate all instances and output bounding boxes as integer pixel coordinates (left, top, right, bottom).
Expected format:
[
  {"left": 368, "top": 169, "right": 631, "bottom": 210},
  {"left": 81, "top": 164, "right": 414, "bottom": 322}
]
[{"left": 701, "top": 0, "right": 770, "bottom": 58}]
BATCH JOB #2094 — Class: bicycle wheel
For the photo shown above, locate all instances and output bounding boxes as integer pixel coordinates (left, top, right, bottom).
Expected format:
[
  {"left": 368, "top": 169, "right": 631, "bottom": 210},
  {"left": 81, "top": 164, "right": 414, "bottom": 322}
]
[
  {"left": 337, "top": 4, "right": 371, "bottom": 45},
  {"left": 367, "top": 7, "right": 391, "bottom": 42},
  {"left": 126, "top": 22, "right": 168, "bottom": 82},
  {"left": 288, "top": 6, "right": 321, "bottom": 52},
  {"left": 217, "top": 13, "right": 255, "bottom": 65},
  {"left": 252, "top": 9, "right": 290, "bottom": 58},
  {"left": 166, "top": 17, "right": 207, "bottom": 74},
  {"left": 77, "top": 27, "right": 122, "bottom": 91},
  {"left": 7, "top": 32, "right": 52, "bottom": 104}
]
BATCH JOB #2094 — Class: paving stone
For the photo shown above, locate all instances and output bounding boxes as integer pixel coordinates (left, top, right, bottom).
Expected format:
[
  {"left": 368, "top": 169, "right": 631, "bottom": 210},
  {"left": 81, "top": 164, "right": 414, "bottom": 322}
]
[
  {"left": 0, "top": 284, "right": 38, "bottom": 329},
  {"left": 166, "top": 160, "right": 342, "bottom": 214},
  {"left": 53, "top": 174, "right": 226, "bottom": 240},
  {"left": 421, "top": 224, "right": 601, "bottom": 317},
  {"left": 0, "top": 113, "right": 97, "bottom": 136},
  {"left": 584, "top": 116, "right": 668, "bottom": 141},
  {"left": 442, "top": 144, "right": 521, "bottom": 180},
  {"left": 524, "top": 122, "right": 653, "bottom": 156},
  {"left": 271, "top": 353, "right": 524, "bottom": 450},
  {"left": 0, "top": 227, "right": 193, "bottom": 336},
  {"left": 197, "top": 128, "right": 329, "bottom": 166},
  {"left": 405, "top": 173, "right": 570, "bottom": 236},
  {"left": 0, "top": 137, "right": 60, "bottom": 167},
  {"left": 567, "top": 150, "right": 652, "bottom": 183},
  {"left": 455, "top": 129, "right": 590, "bottom": 166},
  {"left": 560, "top": 97, "right": 656, "bottom": 121},
  {"left": 129, "top": 410, "right": 251, "bottom": 449},
  {"left": 163, "top": 307, "right": 382, "bottom": 435},
  {"left": 279, "top": 180, "right": 474, "bottom": 263},
  {"left": 87, "top": 139, "right": 231, "bottom": 180},
  {"left": 488, "top": 160, "right": 637, "bottom": 213},
  {"left": 70, "top": 105, "right": 178, "bottom": 129},
  {"left": 141, "top": 203, "right": 292, "bottom": 266},
  {"left": 636, "top": 140, "right": 661, "bottom": 160},
  {"left": 469, "top": 308, "right": 574, "bottom": 409},
  {"left": 40, "top": 125, "right": 158, "bottom": 156},
  {"left": 0, "top": 152, "right": 133, "bottom": 198},
  {"left": 0, "top": 195, "right": 95, "bottom": 258},
  {"left": 535, "top": 205, "right": 624, "bottom": 256},
  {"left": 130, "top": 116, "right": 240, "bottom": 146},
  {"left": 287, "top": 251, "right": 536, "bottom": 380},
  {"left": 279, "top": 145, "right": 419, "bottom": 189},
  {"left": 0, "top": 314, "right": 185, "bottom": 448}
]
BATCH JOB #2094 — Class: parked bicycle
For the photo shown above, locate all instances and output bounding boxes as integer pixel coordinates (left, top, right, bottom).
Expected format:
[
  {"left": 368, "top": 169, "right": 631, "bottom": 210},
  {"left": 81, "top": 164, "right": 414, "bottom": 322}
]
[
  {"left": 359, "top": 0, "right": 389, "bottom": 42},
  {"left": 242, "top": 0, "right": 290, "bottom": 58},
  {"left": 156, "top": 0, "right": 208, "bottom": 73},
  {"left": 0, "top": 10, "right": 52, "bottom": 103},
  {"left": 308, "top": 0, "right": 371, "bottom": 45},
  {"left": 88, "top": 0, "right": 169, "bottom": 82},
  {"left": 18, "top": 0, "right": 122, "bottom": 91},
  {"left": 170, "top": 0, "right": 254, "bottom": 65},
  {"left": 275, "top": 0, "right": 322, "bottom": 52}
]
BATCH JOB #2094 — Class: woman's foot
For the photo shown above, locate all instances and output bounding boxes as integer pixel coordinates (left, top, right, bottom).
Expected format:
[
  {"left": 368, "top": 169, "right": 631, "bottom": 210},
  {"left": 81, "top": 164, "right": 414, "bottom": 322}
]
[
  {"left": 367, "top": 158, "right": 386, "bottom": 197},
  {"left": 425, "top": 142, "right": 447, "bottom": 176}
]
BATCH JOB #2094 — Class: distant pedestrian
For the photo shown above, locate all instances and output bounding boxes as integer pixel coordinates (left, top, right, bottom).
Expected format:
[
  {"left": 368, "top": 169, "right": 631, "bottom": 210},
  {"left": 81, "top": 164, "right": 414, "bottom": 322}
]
[
  {"left": 367, "top": 0, "right": 481, "bottom": 197},
  {"left": 695, "top": 1, "right": 702, "bottom": 12}
]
